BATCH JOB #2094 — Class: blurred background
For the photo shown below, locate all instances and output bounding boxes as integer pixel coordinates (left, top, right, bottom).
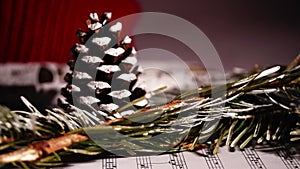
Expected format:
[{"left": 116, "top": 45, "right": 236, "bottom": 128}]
[
  {"left": 0, "top": 0, "right": 299, "bottom": 110},
  {"left": 137, "top": 0, "right": 300, "bottom": 70}
]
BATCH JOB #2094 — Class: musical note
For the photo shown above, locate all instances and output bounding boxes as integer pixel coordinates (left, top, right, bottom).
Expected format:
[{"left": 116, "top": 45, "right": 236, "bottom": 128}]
[
  {"left": 275, "top": 145, "right": 300, "bottom": 169},
  {"left": 168, "top": 152, "right": 188, "bottom": 169},
  {"left": 202, "top": 149, "right": 225, "bottom": 169},
  {"left": 102, "top": 155, "right": 117, "bottom": 169},
  {"left": 242, "top": 147, "right": 266, "bottom": 169},
  {"left": 62, "top": 146, "right": 299, "bottom": 169},
  {"left": 136, "top": 156, "right": 152, "bottom": 169}
]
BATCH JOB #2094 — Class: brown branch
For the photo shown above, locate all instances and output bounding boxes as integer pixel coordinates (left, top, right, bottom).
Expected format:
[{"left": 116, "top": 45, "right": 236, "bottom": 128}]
[{"left": 0, "top": 133, "right": 88, "bottom": 163}]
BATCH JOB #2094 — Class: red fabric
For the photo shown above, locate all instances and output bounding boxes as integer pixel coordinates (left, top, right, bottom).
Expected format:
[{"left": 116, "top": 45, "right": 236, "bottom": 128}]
[{"left": 0, "top": 0, "right": 140, "bottom": 63}]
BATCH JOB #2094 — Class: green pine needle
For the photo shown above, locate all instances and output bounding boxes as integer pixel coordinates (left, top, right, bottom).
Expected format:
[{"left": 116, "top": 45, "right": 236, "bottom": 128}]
[{"left": 0, "top": 56, "right": 299, "bottom": 168}]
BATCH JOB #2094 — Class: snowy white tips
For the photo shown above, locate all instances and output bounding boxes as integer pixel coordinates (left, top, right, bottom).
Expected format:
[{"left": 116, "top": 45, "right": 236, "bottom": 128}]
[
  {"left": 75, "top": 44, "right": 89, "bottom": 53},
  {"left": 122, "top": 36, "right": 132, "bottom": 44},
  {"left": 109, "top": 22, "right": 122, "bottom": 32},
  {"left": 100, "top": 103, "right": 119, "bottom": 112},
  {"left": 104, "top": 47, "right": 125, "bottom": 57},
  {"left": 97, "top": 65, "right": 121, "bottom": 73},
  {"left": 117, "top": 73, "right": 137, "bottom": 82},
  {"left": 87, "top": 81, "right": 111, "bottom": 90},
  {"left": 81, "top": 56, "right": 104, "bottom": 64},
  {"left": 122, "top": 56, "right": 137, "bottom": 65},
  {"left": 73, "top": 71, "right": 92, "bottom": 79},
  {"left": 79, "top": 96, "right": 100, "bottom": 105},
  {"left": 104, "top": 12, "right": 112, "bottom": 20},
  {"left": 92, "top": 37, "right": 111, "bottom": 47},
  {"left": 89, "top": 13, "right": 99, "bottom": 21},
  {"left": 108, "top": 89, "right": 132, "bottom": 99}
]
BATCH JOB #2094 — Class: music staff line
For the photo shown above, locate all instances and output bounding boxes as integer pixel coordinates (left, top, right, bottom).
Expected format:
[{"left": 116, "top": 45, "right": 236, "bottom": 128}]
[
  {"left": 275, "top": 145, "right": 300, "bottom": 169},
  {"left": 102, "top": 155, "right": 117, "bottom": 169},
  {"left": 136, "top": 156, "right": 152, "bottom": 169},
  {"left": 169, "top": 152, "right": 188, "bottom": 169},
  {"left": 241, "top": 147, "right": 266, "bottom": 169},
  {"left": 136, "top": 152, "right": 189, "bottom": 169},
  {"left": 202, "top": 149, "right": 225, "bottom": 169},
  {"left": 100, "top": 146, "right": 299, "bottom": 169}
]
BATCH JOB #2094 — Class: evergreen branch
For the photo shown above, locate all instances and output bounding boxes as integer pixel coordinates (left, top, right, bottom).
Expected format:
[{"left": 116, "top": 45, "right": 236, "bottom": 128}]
[{"left": 0, "top": 56, "right": 299, "bottom": 168}]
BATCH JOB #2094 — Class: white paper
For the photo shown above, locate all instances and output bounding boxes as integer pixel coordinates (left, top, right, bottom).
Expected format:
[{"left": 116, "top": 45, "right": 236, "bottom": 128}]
[{"left": 60, "top": 146, "right": 299, "bottom": 169}]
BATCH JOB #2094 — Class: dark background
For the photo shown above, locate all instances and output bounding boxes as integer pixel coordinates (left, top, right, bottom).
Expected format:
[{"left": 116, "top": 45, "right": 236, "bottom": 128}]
[
  {"left": 0, "top": 0, "right": 299, "bottom": 110},
  {"left": 0, "top": 0, "right": 299, "bottom": 70},
  {"left": 0, "top": 0, "right": 140, "bottom": 63},
  {"left": 137, "top": 0, "right": 300, "bottom": 70},
  {"left": 0, "top": 0, "right": 300, "bottom": 70}
]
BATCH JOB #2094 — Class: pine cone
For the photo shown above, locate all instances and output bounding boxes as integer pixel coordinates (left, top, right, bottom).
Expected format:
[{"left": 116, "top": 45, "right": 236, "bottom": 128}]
[{"left": 59, "top": 12, "right": 147, "bottom": 123}]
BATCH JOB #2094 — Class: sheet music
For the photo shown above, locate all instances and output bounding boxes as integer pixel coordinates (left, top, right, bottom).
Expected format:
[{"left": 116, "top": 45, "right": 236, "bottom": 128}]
[
  {"left": 102, "top": 155, "right": 117, "bottom": 169},
  {"left": 61, "top": 145, "right": 299, "bottom": 169},
  {"left": 241, "top": 147, "right": 266, "bottom": 169},
  {"left": 60, "top": 62, "right": 299, "bottom": 169},
  {"left": 275, "top": 145, "right": 300, "bottom": 169}
]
